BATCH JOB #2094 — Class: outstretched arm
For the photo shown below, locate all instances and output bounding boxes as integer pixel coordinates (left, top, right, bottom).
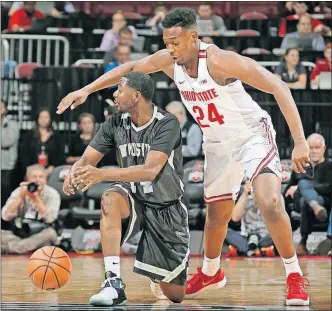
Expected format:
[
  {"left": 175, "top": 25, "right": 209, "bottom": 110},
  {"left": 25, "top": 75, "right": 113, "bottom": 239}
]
[
  {"left": 57, "top": 50, "right": 174, "bottom": 114},
  {"left": 73, "top": 116, "right": 181, "bottom": 192},
  {"left": 208, "top": 48, "right": 310, "bottom": 173},
  {"left": 73, "top": 150, "right": 169, "bottom": 191}
]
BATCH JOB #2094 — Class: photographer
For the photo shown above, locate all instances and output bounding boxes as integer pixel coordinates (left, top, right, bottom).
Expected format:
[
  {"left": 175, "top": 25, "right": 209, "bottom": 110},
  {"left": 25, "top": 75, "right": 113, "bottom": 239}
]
[
  {"left": 225, "top": 180, "right": 281, "bottom": 257},
  {"left": 1, "top": 164, "right": 60, "bottom": 254}
]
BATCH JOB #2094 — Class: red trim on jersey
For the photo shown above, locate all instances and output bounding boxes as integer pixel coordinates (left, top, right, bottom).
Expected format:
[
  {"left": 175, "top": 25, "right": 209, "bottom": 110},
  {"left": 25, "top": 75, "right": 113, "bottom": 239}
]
[
  {"left": 250, "top": 119, "right": 278, "bottom": 182},
  {"left": 250, "top": 149, "right": 277, "bottom": 182},
  {"left": 199, "top": 50, "right": 207, "bottom": 58},
  {"left": 204, "top": 192, "right": 235, "bottom": 203}
]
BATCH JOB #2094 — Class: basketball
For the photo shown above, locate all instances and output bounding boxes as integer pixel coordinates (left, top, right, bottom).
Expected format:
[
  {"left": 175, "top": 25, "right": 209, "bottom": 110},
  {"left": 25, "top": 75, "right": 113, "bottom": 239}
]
[{"left": 27, "top": 246, "right": 72, "bottom": 290}]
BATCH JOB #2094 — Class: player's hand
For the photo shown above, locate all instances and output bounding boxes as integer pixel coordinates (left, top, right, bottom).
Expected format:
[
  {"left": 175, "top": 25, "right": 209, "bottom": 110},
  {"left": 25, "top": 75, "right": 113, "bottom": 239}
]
[
  {"left": 63, "top": 174, "right": 76, "bottom": 196},
  {"left": 291, "top": 141, "right": 310, "bottom": 174},
  {"left": 56, "top": 88, "right": 90, "bottom": 114},
  {"left": 285, "top": 185, "right": 298, "bottom": 199},
  {"left": 72, "top": 165, "right": 104, "bottom": 192}
]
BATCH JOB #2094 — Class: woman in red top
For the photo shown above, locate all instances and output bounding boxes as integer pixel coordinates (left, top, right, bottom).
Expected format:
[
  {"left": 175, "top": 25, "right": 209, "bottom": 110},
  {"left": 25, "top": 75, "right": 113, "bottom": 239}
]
[
  {"left": 9, "top": 2, "right": 44, "bottom": 32},
  {"left": 310, "top": 43, "right": 332, "bottom": 88}
]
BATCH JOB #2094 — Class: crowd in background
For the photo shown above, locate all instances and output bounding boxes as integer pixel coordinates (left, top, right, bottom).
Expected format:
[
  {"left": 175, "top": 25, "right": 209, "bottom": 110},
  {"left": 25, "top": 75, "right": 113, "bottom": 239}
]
[{"left": 1, "top": 1, "right": 331, "bottom": 256}]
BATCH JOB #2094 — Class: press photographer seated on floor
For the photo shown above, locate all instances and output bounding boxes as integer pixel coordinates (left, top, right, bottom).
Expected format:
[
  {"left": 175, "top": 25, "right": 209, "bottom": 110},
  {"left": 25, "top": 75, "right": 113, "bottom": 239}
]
[{"left": 1, "top": 164, "right": 60, "bottom": 254}]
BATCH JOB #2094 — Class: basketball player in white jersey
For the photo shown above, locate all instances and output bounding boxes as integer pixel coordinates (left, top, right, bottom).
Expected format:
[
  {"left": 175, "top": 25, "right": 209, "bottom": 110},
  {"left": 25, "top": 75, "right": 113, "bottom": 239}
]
[{"left": 57, "top": 8, "right": 311, "bottom": 306}]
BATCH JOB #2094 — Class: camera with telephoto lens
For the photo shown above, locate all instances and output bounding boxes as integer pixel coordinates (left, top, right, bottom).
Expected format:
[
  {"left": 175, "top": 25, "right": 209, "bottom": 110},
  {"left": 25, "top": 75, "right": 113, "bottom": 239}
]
[{"left": 27, "top": 182, "right": 39, "bottom": 193}]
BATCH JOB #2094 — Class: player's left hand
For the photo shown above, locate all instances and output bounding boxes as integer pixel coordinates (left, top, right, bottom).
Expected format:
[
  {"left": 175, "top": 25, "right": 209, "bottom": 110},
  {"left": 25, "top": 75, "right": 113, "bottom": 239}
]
[
  {"left": 291, "top": 141, "right": 310, "bottom": 174},
  {"left": 72, "top": 165, "right": 104, "bottom": 192}
]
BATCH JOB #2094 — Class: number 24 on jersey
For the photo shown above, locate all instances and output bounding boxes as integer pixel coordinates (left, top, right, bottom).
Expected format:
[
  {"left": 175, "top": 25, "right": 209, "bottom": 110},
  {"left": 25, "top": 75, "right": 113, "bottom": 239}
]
[{"left": 192, "top": 103, "right": 224, "bottom": 128}]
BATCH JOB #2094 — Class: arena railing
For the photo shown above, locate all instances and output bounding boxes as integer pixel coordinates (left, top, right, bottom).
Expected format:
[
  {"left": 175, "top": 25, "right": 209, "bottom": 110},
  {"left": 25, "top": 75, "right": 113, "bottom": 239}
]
[
  {"left": 0, "top": 34, "right": 70, "bottom": 67},
  {"left": 1, "top": 39, "right": 10, "bottom": 62}
]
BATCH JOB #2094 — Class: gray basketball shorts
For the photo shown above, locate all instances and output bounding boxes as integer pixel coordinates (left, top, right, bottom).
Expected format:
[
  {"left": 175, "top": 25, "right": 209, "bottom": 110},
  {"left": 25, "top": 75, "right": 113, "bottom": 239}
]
[{"left": 111, "top": 183, "right": 190, "bottom": 286}]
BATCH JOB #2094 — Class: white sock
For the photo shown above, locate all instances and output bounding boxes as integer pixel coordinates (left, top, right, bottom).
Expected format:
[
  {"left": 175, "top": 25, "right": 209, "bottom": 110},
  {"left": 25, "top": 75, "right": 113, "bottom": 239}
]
[
  {"left": 282, "top": 253, "right": 303, "bottom": 277},
  {"left": 104, "top": 256, "right": 120, "bottom": 278},
  {"left": 202, "top": 254, "right": 220, "bottom": 276}
]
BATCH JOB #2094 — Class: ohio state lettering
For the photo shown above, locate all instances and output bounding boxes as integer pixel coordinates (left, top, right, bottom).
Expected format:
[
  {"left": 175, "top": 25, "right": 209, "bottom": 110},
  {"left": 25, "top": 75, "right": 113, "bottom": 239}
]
[{"left": 180, "top": 88, "right": 218, "bottom": 102}]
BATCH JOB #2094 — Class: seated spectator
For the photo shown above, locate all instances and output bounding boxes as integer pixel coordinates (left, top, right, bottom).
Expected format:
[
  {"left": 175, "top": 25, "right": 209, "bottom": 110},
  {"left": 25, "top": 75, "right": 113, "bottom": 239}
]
[
  {"left": 274, "top": 48, "right": 307, "bottom": 89},
  {"left": 279, "top": 1, "right": 296, "bottom": 17},
  {"left": 201, "top": 36, "right": 214, "bottom": 44},
  {"left": 310, "top": 42, "right": 332, "bottom": 88},
  {"left": 99, "top": 11, "right": 137, "bottom": 52},
  {"left": 166, "top": 101, "right": 203, "bottom": 164},
  {"left": 9, "top": 1, "right": 64, "bottom": 17},
  {"left": 225, "top": 181, "right": 277, "bottom": 257},
  {"left": 20, "top": 108, "right": 64, "bottom": 177},
  {"left": 104, "top": 44, "right": 132, "bottom": 89},
  {"left": 146, "top": 3, "right": 169, "bottom": 33},
  {"left": 1, "top": 100, "right": 19, "bottom": 207},
  {"left": 66, "top": 113, "right": 96, "bottom": 164},
  {"left": 281, "top": 14, "right": 325, "bottom": 51},
  {"left": 197, "top": 3, "right": 227, "bottom": 34},
  {"left": 103, "top": 27, "right": 139, "bottom": 64},
  {"left": 9, "top": 1, "right": 44, "bottom": 32},
  {"left": 284, "top": 133, "right": 332, "bottom": 255},
  {"left": 279, "top": 1, "right": 330, "bottom": 37},
  {"left": 54, "top": 1, "right": 76, "bottom": 15},
  {"left": 1, "top": 164, "right": 60, "bottom": 254}
]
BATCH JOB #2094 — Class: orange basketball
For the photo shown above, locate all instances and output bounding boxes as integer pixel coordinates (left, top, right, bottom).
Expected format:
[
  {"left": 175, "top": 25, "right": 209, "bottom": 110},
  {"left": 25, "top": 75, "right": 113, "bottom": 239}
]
[{"left": 27, "top": 246, "right": 72, "bottom": 290}]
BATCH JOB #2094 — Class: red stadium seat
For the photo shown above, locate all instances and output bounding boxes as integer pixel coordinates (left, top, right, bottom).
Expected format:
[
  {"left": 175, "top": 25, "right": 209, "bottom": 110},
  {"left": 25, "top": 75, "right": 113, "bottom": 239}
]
[
  {"left": 236, "top": 29, "right": 260, "bottom": 36},
  {"left": 16, "top": 62, "right": 42, "bottom": 79},
  {"left": 240, "top": 12, "right": 268, "bottom": 20}
]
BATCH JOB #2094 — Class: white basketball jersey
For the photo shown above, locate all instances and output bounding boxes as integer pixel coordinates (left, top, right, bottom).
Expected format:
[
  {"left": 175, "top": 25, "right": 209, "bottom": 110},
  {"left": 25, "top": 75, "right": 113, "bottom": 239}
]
[{"left": 174, "top": 42, "right": 268, "bottom": 143}]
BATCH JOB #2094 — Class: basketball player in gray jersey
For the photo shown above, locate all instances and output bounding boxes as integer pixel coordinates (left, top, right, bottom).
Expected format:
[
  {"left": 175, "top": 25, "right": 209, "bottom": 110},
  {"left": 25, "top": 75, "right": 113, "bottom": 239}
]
[{"left": 62, "top": 72, "right": 189, "bottom": 306}]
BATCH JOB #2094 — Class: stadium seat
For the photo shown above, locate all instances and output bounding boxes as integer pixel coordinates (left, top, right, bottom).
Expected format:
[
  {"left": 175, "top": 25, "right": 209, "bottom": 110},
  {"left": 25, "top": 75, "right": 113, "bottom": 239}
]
[
  {"left": 47, "top": 165, "right": 84, "bottom": 206},
  {"left": 240, "top": 12, "right": 268, "bottom": 20},
  {"left": 71, "top": 166, "right": 117, "bottom": 224},
  {"left": 236, "top": 29, "right": 260, "bottom": 37},
  {"left": 242, "top": 48, "right": 271, "bottom": 55},
  {"left": 15, "top": 62, "right": 42, "bottom": 79},
  {"left": 182, "top": 160, "right": 205, "bottom": 229}
]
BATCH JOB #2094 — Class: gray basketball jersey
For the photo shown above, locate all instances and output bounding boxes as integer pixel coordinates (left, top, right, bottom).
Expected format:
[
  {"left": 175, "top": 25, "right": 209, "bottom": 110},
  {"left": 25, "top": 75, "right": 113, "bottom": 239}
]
[{"left": 90, "top": 106, "right": 184, "bottom": 207}]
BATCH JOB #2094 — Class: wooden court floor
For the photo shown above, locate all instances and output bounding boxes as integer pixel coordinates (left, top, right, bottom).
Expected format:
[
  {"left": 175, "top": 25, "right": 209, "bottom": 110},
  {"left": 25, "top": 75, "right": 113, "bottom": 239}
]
[{"left": 1, "top": 255, "right": 331, "bottom": 310}]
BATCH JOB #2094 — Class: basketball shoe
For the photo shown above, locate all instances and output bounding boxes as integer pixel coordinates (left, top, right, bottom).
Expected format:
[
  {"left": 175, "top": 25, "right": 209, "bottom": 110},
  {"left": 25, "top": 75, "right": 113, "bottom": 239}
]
[
  {"left": 150, "top": 279, "right": 168, "bottom": 300},
  {"left": 286, "top": 273, "right": 310, "bottom": 306},
  {"left": 186, "top": 267, "right": 227, "bottom": 298},
  {"left": 89, "top": 271, "right": 127, "bottom": 306}
]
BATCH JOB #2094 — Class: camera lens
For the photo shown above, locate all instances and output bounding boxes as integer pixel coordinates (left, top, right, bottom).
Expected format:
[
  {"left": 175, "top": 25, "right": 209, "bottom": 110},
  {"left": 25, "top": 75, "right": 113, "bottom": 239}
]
[{"left": 27, "top": 182, "right": 38, "bottom": 193}]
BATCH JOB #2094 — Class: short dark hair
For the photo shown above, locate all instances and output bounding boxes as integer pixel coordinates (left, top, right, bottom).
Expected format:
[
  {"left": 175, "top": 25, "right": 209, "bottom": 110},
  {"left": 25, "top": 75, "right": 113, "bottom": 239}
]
[
  {"left": 163, "top": 7, "right": 197, "bottom": 29},
  {"left": 123, "top": 72, "right": 155, "bottom": 101}
]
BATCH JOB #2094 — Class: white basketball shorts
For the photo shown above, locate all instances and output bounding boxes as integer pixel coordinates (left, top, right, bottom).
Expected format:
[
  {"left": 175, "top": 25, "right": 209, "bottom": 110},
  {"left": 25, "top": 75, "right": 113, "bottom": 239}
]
[{"left": 203, "top": 116, "right": 282, "bottom": 204}]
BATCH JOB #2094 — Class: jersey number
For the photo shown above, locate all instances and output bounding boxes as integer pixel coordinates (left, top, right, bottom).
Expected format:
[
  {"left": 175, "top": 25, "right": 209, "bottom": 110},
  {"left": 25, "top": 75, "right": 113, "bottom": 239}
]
[
  {"left": 192, "top": 103, "right": 224, "bottom": 128},
  {"left": 130, "top": 181, "right": 153, "bottom": 194}
]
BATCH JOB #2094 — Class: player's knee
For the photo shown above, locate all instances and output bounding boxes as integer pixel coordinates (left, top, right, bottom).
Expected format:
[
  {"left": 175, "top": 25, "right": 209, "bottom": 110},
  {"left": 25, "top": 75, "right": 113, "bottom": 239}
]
[
  {"left": 101, "top": 190, "right": 124, "bottom": 217},
  {"left": 167, "top": 294, "right": 185, "bottom": 303},
  {"left": 206, "top": 204, "right": 232, "bottom": 227},
  {"left": 260, "top": 194, "right": 283, "bottom": 221}
]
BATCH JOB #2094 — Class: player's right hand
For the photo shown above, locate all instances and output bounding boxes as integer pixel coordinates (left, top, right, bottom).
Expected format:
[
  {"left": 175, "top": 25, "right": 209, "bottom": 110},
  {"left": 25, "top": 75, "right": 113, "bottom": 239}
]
[
  {"left": 56, "top": 88, "right": 90, "bottom": 114},
  {"left": 63, "top": 174, "right": 76, "bottom": 196}
]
